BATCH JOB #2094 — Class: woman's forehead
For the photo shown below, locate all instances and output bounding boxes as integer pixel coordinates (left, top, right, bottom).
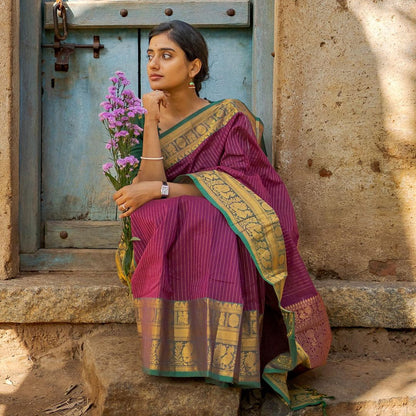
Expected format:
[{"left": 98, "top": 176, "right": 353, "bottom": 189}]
[{"left": 148, "top": 33, "right": 179, "bottom": 50}]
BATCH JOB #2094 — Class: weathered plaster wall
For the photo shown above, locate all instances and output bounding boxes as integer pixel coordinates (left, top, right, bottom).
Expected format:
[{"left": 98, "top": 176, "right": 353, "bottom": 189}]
[
  {"left": 274, "top": 0, "right": 416, "bottom": 282},
  {"left": 0, "top": 0, "right": 19, "bottom": 279}
]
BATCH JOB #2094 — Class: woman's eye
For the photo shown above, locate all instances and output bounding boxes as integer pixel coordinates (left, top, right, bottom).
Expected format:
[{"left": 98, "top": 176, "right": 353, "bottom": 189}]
[
  {"left": 162, "top": 53, "right": 171, "bottom": 59},
  {"left": 147, "top": 55, "right": 153, "bottom": 61}
]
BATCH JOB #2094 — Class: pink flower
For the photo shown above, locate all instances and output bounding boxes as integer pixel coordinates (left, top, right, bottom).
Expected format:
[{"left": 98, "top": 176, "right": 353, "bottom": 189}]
[
  {"left": 116, "top": 155, "right": 139, "bottom": 168},
  {"left": 105, "top": 139, "right": 118, "bottom": 149},
  {"left": 114, "top": 130, "right": 129, "bottom": 138},
  {"left": 102, "top": 162, "right": 113, "bottom": 172}
]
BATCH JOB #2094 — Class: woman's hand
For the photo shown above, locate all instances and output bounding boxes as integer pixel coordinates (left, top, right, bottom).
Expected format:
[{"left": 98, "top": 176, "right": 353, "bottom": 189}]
[
  {"left": 113, "top": 181, "right": 160, "bottom": 218},
  {"left": 142, "top": 90, "right": 169, "bottom": 123}
]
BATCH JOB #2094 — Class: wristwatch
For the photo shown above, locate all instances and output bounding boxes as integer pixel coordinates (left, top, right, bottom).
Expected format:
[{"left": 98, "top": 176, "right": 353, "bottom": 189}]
[{"left": 161, "top": 181, "right": 169, "bottom": 199}]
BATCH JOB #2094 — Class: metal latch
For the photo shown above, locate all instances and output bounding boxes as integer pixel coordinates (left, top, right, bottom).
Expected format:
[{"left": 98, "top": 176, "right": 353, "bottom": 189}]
[{"left": 42, "top": 1, "right": 104, "bottom": 71}]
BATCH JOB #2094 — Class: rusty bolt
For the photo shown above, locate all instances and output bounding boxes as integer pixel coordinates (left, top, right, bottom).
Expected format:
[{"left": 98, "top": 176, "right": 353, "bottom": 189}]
[
  {"left": 120, "top": 9, "right": 128, "bottom": 17},
  {"left": 227, "top": 8, "right": 236, "bottom": 16},
  {"left": 60, "top": 231, "right": 68, "bottom": 239},
  {"left": 165, "top": 8, "right": 173, "bottom": 16},
  {"left": 271, "top": 52, "right": 276, "bottom": 57}
]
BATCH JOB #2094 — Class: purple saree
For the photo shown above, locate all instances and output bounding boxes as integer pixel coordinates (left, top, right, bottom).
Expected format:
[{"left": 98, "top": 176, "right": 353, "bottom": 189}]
[{"left": 130, "top": 99, "right": 331, "bottom": 409}]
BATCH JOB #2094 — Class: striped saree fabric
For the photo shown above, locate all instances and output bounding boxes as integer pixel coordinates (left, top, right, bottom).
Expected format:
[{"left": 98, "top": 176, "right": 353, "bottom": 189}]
[{"left": 129, "top": 99, "right": 331, "bottom": 409}]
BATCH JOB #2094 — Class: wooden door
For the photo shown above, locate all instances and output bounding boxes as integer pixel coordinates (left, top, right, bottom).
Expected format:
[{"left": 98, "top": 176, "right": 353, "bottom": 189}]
[{"left": 19, "top": 0, "right": 274, "bottom": 271}]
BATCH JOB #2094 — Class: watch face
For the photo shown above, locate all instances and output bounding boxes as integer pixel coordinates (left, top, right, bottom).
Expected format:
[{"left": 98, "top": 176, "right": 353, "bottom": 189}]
[{"left": 161, "top": 183, "right": 169, "bottom": 198}]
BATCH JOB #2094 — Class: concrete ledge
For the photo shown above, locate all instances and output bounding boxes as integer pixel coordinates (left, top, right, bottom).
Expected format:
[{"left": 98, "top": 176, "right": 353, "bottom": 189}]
[
  {"left": 292, "top": 356, "right": 416, "bottom": 416},
  {"left": 315, "top": 280, "right": 416, "bottom": 328},
  {"left": 0, "top": 273, "right": 134, "bottom": 323},
  {"left": 2, "top": 274, "right": 416, "bottom": 328}
]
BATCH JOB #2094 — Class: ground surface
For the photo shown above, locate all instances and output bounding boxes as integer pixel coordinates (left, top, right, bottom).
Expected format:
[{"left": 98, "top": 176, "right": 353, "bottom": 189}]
[{"left": 0, "top": 324, "right": 95, "bottom": 416}]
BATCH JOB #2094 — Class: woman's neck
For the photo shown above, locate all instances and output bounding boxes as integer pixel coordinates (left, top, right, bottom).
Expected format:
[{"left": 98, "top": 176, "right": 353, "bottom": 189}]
[{"left": 164, "top": 89, "right": 207, "bottom": 118}]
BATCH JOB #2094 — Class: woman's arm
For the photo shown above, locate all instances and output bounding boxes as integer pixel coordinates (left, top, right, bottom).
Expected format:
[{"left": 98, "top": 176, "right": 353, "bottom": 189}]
[
  {"left": 114, "top": 181, "right": 202, "bottom": 218},
  {"left": 114, "top": 91, "right": 203, "bottom": 215},
  {"left": 135, "top": 117, "right": 166, "bottom": 182},
  {"left": 134, "top": 90, "right": 167, "bottom": 182}
]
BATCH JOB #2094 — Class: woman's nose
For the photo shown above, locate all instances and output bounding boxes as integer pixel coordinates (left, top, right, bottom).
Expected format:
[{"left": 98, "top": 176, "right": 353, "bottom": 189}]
[{"left": 148, "top": 57, "right": 159, "bottom": 69}]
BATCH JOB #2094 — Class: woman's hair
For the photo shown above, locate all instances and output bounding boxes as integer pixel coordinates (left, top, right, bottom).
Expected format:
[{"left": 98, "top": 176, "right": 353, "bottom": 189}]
[{"left": 149, "top": 20, "right": 209, "bottom": 95}]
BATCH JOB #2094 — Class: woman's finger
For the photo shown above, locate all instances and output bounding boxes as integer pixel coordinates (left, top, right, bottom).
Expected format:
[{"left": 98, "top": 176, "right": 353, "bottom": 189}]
[
  {"left": 120, "top": 206, "right": 133, "bottom": 218},
  {"left": 113, "top": 190, "right": 122, "bottom": 200}
]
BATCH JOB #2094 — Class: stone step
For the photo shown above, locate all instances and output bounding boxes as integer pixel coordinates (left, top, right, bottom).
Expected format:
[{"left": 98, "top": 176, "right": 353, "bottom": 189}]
[
  {"left": 1, "top": 273, "right": 416, "bottom": 329},
  {"left": 81, "top": 325, "right": 241, "bottom": 416},
  {"left": 80, "top": 326, "right": 416, "bottom": 416},
  {"left": 288, "top": 355, "right": 416, "bottom": 416}
]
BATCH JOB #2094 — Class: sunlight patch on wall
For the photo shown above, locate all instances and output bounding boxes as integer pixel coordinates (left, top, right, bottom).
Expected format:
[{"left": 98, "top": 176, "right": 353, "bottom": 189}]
[{"left": 350, "top": 0, "right": 416, "bottom": 280}]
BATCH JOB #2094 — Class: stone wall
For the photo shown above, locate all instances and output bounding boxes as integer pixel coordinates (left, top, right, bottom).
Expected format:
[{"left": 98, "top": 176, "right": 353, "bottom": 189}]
[
  {"left": 274, "top": 0, "right": 416, "bottom": 282},
  {"left": 2, "top": 0, "right": 416, "bottom": 285},
  {"left": 0, "top": 0, "right": 19, "bottom": 279}
]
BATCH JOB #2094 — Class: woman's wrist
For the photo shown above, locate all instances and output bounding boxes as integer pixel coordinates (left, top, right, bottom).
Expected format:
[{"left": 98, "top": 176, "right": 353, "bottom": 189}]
[
  {"left": 144, "top": 118, "right": 159, "bottom": 128},
  {"left": 151, "top": 180, "right": 165, "bottom": 200}
]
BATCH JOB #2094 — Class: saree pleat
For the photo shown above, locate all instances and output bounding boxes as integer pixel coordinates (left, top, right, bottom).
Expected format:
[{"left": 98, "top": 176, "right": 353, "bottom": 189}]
[{"left": 130, "top": 99, "right": 331, "bottom": 409}]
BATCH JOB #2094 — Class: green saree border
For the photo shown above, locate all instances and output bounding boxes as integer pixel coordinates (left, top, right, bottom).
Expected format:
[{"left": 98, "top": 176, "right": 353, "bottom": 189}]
[
  {"left": 159, "top": 99, "right": 223, "bottom": 139},
  {"left": 143, "top": 368, "right": 260, "bottom": 388},
  {"left": 182, "top": 170, "right": 319, "bottom": 410}
]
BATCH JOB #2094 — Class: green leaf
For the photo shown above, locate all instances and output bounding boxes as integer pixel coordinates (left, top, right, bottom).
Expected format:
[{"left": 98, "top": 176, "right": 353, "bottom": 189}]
[{"left": 104, "top": 172, "right": 122, "bottom": 190}]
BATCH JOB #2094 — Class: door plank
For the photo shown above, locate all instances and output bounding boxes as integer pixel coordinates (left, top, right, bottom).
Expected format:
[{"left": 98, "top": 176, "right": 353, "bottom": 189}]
[
  {"left": 45, "top": 221, "right": 121, "bottom": 249},
  {"left": 41, "top": 28, "right": 139, "bottom": 221},
  {"left": 20, "top": 249, "right": 117, "bottom": 271},
  {"left": 252, "top": 0, "right": 275, "bottom": 160},
  {"left": 44, "top": 1, "right": 250, "bottom": 28},
  {"left": 20, "top": 0, "right": 42, "bottom": 253}
]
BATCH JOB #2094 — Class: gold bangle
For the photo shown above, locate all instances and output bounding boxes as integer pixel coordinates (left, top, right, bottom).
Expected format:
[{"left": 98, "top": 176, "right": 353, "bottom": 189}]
[{"left": 140, "top": 156, "right": 163, "bottom": 160}]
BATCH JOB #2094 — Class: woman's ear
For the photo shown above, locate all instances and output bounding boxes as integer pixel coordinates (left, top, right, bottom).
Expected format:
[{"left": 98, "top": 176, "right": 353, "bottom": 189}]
[{"left": 189, "top": 58, "right": 202, "bottom": 78}]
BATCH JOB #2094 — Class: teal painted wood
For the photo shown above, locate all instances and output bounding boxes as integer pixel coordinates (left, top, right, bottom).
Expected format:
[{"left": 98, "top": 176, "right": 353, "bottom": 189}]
[
  {"left": 20, "top": 249, "right": 117, "bottom": 271},
  {"left": 19, "top": 0, "right": 42, "bottom": 253},
  {"left": 41, "top": 28, "right": 139, "bottom": 222},
  {"left": 45, "top": 220, "right": 120, "bottom": 248},
  {"left": 140, "top": 28, "right": 252, "bottom": 105},
  {"left": 252, "top": 0, "right": 275, "bottom": 159},
  {"left": 44, "top": 1, "right": 250, "bottom": 29}
]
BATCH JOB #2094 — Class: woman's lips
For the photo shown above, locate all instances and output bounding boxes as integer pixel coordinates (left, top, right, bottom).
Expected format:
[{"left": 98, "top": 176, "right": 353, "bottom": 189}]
[{"left": 149, "top": 74, "right": 163, "bottom": 80}]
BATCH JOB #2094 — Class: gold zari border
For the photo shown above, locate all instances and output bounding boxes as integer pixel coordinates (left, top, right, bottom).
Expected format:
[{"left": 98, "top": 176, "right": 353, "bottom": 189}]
[
  {"left": 135, "top": 297, "right": 261, "bottom": 385},
  {"left": 186, "top": 170, "right": 287, "bottom": 285},
  {"left": 161, "top": 99, "right": 263, "bottom": 169}
]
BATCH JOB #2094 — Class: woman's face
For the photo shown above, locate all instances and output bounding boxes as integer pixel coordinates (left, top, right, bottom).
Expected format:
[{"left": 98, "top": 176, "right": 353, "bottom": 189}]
[{"left": 147, "top": 33, "right": 195, "bottom": 92}]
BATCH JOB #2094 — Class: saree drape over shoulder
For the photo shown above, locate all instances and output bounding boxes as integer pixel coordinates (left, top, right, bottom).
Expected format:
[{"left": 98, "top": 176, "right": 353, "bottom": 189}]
[{"left": 129, "top": 99, "right": 331, "bottom": 410}]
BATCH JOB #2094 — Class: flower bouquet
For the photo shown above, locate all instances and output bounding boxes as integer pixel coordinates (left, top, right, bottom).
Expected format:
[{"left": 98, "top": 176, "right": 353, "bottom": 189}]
[{"left": 99, "top": 71, "right": 146, "bottom": 292}]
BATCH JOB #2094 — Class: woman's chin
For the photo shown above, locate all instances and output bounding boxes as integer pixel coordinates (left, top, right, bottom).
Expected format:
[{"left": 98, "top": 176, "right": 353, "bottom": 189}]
[{"left": 149, "top": 80, "right": 166, "bottom": 90}]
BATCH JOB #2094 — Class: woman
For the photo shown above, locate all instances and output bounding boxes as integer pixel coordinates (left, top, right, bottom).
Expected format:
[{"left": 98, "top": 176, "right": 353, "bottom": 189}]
[{"left": 113, "top": 20, "right": 331, "bottom": 410}]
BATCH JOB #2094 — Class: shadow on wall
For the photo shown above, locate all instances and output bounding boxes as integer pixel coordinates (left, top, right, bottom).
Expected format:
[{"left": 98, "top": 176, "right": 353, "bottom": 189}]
[{"left": 275, "top": 0, "right": 415, "bottom": 283}]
